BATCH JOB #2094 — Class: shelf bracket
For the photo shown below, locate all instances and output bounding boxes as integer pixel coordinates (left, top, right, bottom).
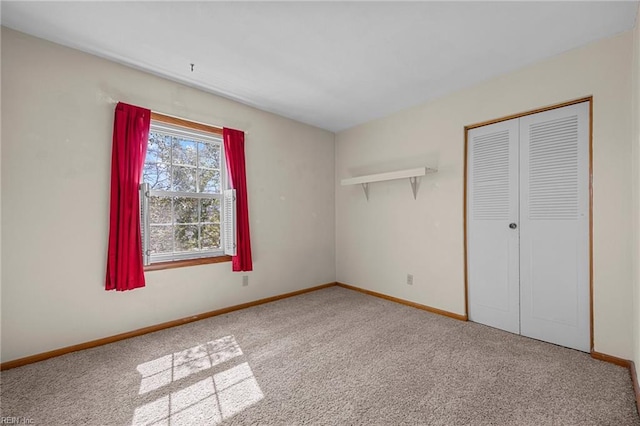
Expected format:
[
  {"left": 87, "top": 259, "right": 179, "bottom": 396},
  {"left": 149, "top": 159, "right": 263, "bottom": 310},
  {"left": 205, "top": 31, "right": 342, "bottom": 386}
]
[
  {"left": 361, "top": 183, "right": 370, "bottom": 201},
  {"left": 409, "top": 177, "right": 419, "bottom": 200}
]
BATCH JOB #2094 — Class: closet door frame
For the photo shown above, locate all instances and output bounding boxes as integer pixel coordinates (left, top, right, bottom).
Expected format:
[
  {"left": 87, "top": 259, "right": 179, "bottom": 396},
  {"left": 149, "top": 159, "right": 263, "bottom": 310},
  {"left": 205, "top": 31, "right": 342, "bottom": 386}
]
[{"left": 463, "top": 96, "right": 593, "bottom": 352}]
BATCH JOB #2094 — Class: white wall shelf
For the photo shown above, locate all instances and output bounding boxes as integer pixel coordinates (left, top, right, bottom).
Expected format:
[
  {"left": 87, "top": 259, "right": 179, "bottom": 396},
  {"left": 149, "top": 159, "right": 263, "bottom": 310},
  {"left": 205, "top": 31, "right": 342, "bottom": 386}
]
[{"left": 341, "top": 167, "right": 437, "bottom": 200}]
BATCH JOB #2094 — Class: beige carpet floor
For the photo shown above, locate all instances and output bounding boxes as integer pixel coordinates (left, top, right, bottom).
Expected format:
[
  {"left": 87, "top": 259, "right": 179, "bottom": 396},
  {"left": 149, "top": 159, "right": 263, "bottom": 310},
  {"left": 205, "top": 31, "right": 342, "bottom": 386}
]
[{"left": 1, "top": 286, "right": 638, "bottom": 425}]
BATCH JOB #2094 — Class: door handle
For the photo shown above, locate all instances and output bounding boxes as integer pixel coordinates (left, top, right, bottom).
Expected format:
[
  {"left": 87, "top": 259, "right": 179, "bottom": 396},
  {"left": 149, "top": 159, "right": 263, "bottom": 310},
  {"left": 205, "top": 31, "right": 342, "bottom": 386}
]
[{"left": 509, "top": 223, "right": 517, "bottom": 229}]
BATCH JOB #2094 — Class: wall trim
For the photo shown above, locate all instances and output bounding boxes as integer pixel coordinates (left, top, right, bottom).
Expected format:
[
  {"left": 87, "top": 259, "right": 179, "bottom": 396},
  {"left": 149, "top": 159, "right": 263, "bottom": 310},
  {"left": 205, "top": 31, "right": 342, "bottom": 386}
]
[
  {"left": 144, "top": 255, "right": 232, "bottom": 272},
  {"left": 588, "top": 99, "right": 594, "bottom": 352},
  {"left": 465, "top": 96, "right": 594, "bottom": 130},
  {"left": 590, "top": 351, "right": 639, "bottom": 415},
  {"left": 150, "top": 111, "right": 223, "bottom": 135},
  {"left": 590, "top": 351, "right": 631, "bottom": 368},
  {"left": 631, "top": 361, "right": 640, "bottom": 416},
  {"left": 0, "top": 282, "right": 336, "bottom": 371},
  {"left": 336, "top": 282, "right": 467, "bottom": 321}
]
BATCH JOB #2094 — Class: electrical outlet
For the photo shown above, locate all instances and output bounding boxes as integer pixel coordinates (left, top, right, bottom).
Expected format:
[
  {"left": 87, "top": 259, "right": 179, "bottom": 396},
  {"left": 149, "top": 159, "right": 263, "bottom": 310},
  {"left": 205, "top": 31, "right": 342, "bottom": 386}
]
[
  {"left": 407, "top": 274, "right": 413, "bottom": 285},
  {"left": 242, "top": 275, "right": 249, "bottom": 286}
]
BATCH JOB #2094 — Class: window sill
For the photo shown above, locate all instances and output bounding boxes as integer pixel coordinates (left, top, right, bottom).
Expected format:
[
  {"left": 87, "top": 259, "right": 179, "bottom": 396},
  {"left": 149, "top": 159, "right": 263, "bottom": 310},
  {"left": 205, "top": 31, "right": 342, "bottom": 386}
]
[{"left": 144, "top": 255, "right": 232, "bottom": 272}]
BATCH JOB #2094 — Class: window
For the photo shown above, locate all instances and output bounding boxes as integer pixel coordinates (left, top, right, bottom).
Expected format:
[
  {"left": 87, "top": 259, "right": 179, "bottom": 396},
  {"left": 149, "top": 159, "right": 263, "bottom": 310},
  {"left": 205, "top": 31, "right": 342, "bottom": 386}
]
[{"left": 140, "top": 114, "right": 235, "bottom": 268}]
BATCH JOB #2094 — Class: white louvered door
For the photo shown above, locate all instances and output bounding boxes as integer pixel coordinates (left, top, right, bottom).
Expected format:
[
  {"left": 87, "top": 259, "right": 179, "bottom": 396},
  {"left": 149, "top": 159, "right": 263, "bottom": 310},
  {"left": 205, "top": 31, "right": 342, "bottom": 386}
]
[
  {"left": 467, "top": 118, "right": 520, "bottom": 334},
  {"left": 467, "top": 101, "right": 590, "bottom": 352},
  {"left": 519, "top": 103, "right": 590, "bottom": 352}
]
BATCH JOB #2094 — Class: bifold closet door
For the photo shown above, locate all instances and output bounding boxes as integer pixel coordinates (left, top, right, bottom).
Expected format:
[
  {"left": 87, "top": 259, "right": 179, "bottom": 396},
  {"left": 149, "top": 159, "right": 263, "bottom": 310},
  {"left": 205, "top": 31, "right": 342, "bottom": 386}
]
[
  {"left": 467, "top": 118, "right": 520, "bottom": 334},
  {"left": 467, "top": 101, "right": 590, "bottom": 352},
  {"left": 519, "top": 102, "right": 590, "bottom": 352}
]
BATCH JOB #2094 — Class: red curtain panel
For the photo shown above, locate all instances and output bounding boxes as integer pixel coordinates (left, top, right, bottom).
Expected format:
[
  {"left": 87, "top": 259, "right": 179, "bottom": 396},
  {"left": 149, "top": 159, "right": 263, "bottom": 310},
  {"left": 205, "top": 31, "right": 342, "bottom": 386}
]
[
  {"left": 223, "top": 128, "right": 253, "bottom": 272},
  {"left": 106, "top": 102, "right": 150, "bottom": 291}
]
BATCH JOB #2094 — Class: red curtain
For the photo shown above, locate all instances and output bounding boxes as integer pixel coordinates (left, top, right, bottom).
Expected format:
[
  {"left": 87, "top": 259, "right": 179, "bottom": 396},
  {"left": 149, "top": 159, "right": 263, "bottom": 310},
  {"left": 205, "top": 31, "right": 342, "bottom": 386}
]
[
  {"left": 223, "top": 128, "right": 253, "bottom": 272},
  {"left": 106, "top": 102, "right": 151, "bottom": 291}
]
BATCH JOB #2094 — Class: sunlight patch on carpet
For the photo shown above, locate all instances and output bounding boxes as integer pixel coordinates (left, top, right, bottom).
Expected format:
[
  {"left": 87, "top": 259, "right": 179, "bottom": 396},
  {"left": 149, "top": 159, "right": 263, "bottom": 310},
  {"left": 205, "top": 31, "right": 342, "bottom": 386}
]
[
  {"left": 132, "top": 336, "right": 263, "bottom": 425},
  {"left": 136, "top": 335, "right": 243, "bottom": 395}
]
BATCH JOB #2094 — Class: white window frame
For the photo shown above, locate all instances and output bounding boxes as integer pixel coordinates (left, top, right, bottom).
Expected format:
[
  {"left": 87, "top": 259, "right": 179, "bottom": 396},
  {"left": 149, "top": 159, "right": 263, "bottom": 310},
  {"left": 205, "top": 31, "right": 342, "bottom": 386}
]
[{"left": 140, "top": 119, "right": 232, "bottom": 265}]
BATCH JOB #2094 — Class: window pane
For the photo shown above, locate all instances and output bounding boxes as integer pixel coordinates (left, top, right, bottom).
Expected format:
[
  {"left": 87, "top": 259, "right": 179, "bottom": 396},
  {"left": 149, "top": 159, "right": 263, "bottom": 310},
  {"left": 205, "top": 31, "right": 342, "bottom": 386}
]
[
  {"left": 173, "top": 166, "right": 197, "bottom": 192},
  {"left": 198, "top": 142, "right": 221, "bottom": 169},
  {"left": 172, "top": 138, "right": 197, "bottom": 166},
  {"left": 201, "top": 224, "right": 220, "bottom": 250},
  {"left": 150, "top": 226, "right": 173, "bottom": 254},
  {"left": 174, "top": 197, "right": 198, "bottom": 224},
  {"left": 143, "top": 162, "right": 171, "bottom": 190},
  {"left": 147, "top": 133, "right": 172, "bottom": 163},
  {"left": 198, "top": 169, "right": 221, "bottom": 193},
  {"left": 175, "top": 225, "right": 199, "bottom": 252},
  {"left": 146, "top": 123, "right": 226, "bottom": 263},
  {"left": 200, "top": 198, "right": 221, "bottom": 223},
  {"left": 149, "top": 196, "right": 172, "bottom": 224}
]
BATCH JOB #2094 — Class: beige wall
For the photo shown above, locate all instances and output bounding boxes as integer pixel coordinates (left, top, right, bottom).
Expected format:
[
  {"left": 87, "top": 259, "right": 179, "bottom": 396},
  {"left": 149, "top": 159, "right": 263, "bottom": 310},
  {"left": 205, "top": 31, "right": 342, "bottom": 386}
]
[
  {"left": 2, "top": 24, "right": 637, "bottom": 363},
  {"left": 0, "top": 27, "right": 3, "bottom": 352},
  {"left": 336, "top": 32, "right": 634, "bottom": 359},
  {"left": 0, "top": 28, "right": 3, "bottom": 353},
  {"left": 633, "top": 10, "right": 640, "bottom": 370},
  {"left": 0, "top": 28, "right": 336, "bottom": 362}
]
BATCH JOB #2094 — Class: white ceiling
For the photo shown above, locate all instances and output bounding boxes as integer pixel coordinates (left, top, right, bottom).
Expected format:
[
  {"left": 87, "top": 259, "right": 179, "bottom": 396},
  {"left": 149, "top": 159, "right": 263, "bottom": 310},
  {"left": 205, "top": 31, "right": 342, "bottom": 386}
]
[{"left": 2, "top": 2, "right": 638, "bottom": 132}]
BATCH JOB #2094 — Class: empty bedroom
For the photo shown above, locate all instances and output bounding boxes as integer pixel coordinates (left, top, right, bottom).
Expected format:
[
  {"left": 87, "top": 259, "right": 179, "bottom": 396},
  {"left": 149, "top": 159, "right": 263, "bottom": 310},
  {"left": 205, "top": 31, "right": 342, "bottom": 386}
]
[{"left": 1, "top": 1, "right": 640, "bottom": 425}]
